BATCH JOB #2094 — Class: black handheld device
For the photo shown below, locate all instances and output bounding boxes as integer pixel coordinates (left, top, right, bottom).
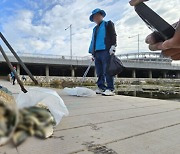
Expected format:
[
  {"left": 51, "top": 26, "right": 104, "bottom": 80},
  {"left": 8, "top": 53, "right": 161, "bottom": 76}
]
[{"left": 135, "top": 2, "right": 175, "bottom": 42}]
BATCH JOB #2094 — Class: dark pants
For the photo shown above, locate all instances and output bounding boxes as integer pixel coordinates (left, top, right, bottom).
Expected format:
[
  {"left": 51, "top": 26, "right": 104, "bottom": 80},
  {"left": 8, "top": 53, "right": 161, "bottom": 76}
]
[
  {"left": 12, "top": 76, "right": 15, "bottom": 85},
  {"left": 95, "top": 50, "right": 114, "bottom": 91}
]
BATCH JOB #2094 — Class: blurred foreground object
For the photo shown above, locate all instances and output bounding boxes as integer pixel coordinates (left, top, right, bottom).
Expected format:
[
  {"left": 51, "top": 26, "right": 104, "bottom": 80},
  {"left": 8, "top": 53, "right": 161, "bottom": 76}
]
[
  {"left": 0, "top": 87, "right": 68, "bottom": 146},
  {"left": 0, "top": 88, "right": 18, "bottom": 146}
]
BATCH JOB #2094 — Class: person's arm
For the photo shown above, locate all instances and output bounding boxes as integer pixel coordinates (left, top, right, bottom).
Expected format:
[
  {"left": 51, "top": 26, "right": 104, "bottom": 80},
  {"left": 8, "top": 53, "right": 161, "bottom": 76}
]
[
  {"left": 107, "top": 21, "right": 117, "bottom": 47},
  {"left": 107, "top": 21, "right": 117, "bottom": 55}
]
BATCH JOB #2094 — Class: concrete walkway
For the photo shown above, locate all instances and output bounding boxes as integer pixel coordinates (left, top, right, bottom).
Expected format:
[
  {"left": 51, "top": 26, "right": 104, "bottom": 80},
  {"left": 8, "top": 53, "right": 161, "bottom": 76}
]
[{"left": 1, "top": 80, "right": 180, "bottom": 154}]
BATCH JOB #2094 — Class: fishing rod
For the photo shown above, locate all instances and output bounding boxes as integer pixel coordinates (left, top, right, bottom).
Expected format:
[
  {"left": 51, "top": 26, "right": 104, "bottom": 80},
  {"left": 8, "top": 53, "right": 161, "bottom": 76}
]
[
  {"left": 0, "top": 32, "right": 38, "bottom": 85},
  {"left": 0, "top": 32, "right": 39, "bottom": 93},
  {"left": 0, "top": 45, "right": 27, "bottom": 93}
]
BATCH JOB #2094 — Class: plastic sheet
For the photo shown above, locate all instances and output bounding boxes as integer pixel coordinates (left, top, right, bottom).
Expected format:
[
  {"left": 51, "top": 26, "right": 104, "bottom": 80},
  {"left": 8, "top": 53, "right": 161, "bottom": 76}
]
[
  {"left": 16, "top": 87, "right": 69, "bottom": 125},
  {"left": 63, "top": 87, "right": 96, "bottom": 97}
]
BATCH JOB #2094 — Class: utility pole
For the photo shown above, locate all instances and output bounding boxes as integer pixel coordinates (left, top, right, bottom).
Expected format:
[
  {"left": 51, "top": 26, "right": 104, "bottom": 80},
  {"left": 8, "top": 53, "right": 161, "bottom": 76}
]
[
  {"left": 138, "top": 34, "right": 140, "bottom": 60},
  {"left": 65, "top": 24, "right": 72, "bottom": 60},
  {"left": 129, "top": 34, "right": 140, "bottom": 61}
]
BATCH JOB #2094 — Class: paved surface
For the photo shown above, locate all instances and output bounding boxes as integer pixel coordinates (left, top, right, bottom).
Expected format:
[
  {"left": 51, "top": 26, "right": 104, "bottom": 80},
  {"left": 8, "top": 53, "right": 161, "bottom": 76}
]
[{"left": 1, "top": 80, "right": 180, "bottom": 154}]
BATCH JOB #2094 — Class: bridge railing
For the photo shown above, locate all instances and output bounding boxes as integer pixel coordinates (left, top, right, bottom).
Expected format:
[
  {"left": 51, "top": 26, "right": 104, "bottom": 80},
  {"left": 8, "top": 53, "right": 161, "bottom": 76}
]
[
  {"left": 117, "top": 52, "right": 171, "bottom": 61},
  {"left": 0, "top": 51, "right": 176, "bottom": 63},
  {"left": 3, "top": 52, "right": 90, "bottom": 61}
]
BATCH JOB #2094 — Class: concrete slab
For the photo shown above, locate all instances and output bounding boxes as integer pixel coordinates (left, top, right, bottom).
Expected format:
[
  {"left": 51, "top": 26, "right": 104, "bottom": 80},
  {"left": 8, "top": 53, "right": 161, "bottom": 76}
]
[
  {"left": 106, "top": 124, "right": 180, "bottom": 154},
  {"left": 0, "top": 80, "right": 180, "bottom": 154},
  {"left": 0, "top": 145, "right": 19, "bottom": 154}
]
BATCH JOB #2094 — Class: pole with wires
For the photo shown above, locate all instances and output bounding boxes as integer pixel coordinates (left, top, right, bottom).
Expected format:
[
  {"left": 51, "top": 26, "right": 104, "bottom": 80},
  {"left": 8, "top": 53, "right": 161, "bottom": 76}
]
[
  {"left": 128, "top": 34, "right": 140, "bottom": 61},
  {"left": 65, "top": 24, "right": 73, "bottom": 60},
  {"left": 138, "top": 34, "right": 140, "bottom": 60}
]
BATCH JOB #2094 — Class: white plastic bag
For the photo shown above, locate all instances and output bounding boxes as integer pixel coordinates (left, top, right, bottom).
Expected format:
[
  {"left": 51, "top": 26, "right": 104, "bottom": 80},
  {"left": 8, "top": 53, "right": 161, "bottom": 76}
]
[
  {"left": 16, "top": 87, "right": 69, "bottom": 125},
  {"left": 63, "top": 87, "right": 96, "bottom": 97}
]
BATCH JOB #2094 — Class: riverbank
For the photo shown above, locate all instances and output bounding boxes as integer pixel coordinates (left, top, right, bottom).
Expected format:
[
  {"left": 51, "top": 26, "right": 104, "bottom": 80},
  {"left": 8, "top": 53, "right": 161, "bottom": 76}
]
[
  {"left": 8, "top": 76, "right": 179, "bottom": 88},
  {"left": 3, "top": 76, "right": 180, "bottom": 101}
]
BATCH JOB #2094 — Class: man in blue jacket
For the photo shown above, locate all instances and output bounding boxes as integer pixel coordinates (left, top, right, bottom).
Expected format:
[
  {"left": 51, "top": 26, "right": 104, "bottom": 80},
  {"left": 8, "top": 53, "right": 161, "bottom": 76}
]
[{"left": 89, "top": 8, "right": 117, "bottom": 96}]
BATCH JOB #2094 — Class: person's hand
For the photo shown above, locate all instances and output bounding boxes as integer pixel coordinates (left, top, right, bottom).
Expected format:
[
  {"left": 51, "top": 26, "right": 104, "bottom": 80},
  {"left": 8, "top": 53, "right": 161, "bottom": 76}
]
[
  {"left": 129, "top": 0, "right": 149, "bottom": 6},
  {"left": 109, "top": 45, "right": 116, "bottom": 55},
  {"left": 145, "top": 21, "right": 180, "bottom": 60}
]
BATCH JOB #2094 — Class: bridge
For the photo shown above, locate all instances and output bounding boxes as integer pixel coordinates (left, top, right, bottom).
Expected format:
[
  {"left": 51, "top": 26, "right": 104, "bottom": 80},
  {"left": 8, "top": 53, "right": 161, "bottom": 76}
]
[{"left": 0, "top": 52, "right": 180, "bottom": 79}]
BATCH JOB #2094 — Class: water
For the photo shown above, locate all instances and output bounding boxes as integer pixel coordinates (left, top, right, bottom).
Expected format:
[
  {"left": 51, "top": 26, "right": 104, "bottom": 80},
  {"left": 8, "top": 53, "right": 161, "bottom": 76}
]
[{"left": 118, "top": 91, "right": 180, "bottom": 102}]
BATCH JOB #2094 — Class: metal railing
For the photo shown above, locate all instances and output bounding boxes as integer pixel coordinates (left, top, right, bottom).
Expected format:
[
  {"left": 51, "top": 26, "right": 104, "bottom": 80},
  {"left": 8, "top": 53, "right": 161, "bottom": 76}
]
[
  {"left": 2, "top": 51, "right": 170, "bottom": 60},
  {"left": 1, "top": 51, "right": 180, "bottom": 69},
  {"left": 117, "top": 52, "right": 171, "bottom": 61},
  {"left": 1, "top": 51, "right": 179, "bottom": 66},
  {"left": 4, "top": 52, "right": 90, "bottom": 61}
]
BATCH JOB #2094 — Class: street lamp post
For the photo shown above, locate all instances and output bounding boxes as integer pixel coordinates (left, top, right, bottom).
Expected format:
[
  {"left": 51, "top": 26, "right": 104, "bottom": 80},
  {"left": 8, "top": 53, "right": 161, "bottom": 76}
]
[
  {"left": 65, "top": 24, "right": 72, "bottom": 60},
  {"left": 129, "top": 34, "right": 140, "bottom": 61},
  {"left": 138, "top": 34, "right": 140, "bottom": 60}
]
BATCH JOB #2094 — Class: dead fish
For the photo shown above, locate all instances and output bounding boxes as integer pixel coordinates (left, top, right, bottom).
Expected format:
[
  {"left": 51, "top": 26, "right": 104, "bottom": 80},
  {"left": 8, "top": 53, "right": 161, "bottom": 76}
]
[
  {"left": 34, "top": 130, "right": 44, "bottom": 139},
  {"left": 28, "top": 107, "right": 52, "bottom": 119},
  {"left": 24, "top": 115, "right": 42, "bottom": 126},
  {"left": 0, "top": 101, "right": 55, "bottom": 147},
  {"left": 35, "top": 124, "right": 54, "bottom": 139},
  {"left": 0, "top": 90, "right": 17, "bottom": 146},
  {"left": 41, "top": 125, "right": 54, "bottom": 138},
  {"left": 28, "top": 127, "right": 35, "bottom": 136},
  {"left": 12, "top": 131, "right": 28, "bottom": 146},
  {"left": 16, "top": 124, "right": 29, "bottom": 132},
  {"left": 36, "top": 103, "right": 49, "bottom": 110}
]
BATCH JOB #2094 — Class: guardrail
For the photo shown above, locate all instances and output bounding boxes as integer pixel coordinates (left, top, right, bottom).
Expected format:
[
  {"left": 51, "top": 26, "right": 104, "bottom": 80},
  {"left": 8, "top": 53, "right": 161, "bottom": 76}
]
[
  {"left": 1, "top": 52, "right": 180, "bottom": 69},
  {"left": 1, "top": 51, "right": 179, "bottom": 66},
  {"left": 2, "top": 51, "right": 170, "bottom": 60},
  {"left": 4, "top": 52, "right": 90, "bottom": 61},
  {"left": 117, "top": 52, "right": 171, "bottom": 61}
]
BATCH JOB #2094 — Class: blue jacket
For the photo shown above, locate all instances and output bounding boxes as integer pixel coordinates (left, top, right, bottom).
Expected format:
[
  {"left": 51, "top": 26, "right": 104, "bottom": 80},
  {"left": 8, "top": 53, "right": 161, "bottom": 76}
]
[
  {"left": 89, "top": 21, "right": 106, "bottom": 54},
  {"left": 89, "top": 20, "right": 117, "bottom": 54}
]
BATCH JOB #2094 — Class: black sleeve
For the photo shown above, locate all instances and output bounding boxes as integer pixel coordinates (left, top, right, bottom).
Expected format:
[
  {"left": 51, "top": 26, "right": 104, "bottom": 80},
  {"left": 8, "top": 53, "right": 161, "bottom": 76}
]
[{"left": 107, "top": 20, "right": 117, "bottom": 47}]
